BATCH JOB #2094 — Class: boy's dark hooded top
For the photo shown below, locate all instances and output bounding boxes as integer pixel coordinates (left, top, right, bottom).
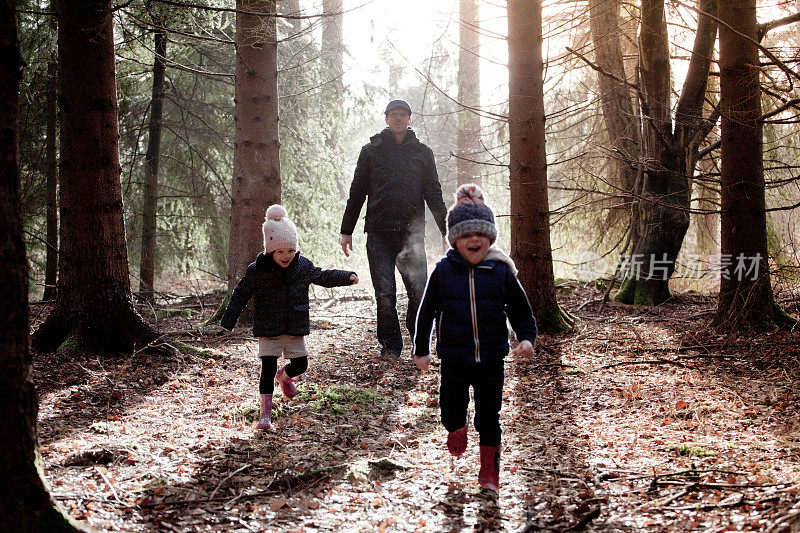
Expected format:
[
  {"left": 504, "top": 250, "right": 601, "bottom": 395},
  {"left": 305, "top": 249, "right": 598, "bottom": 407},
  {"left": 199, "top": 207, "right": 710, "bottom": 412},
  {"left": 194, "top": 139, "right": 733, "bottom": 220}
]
[
  {"left": 221, "top": 252, "right": 354, "bottom": 337},
  {"left": 413, "top": 248, "right": 537, "bottom": 362}
]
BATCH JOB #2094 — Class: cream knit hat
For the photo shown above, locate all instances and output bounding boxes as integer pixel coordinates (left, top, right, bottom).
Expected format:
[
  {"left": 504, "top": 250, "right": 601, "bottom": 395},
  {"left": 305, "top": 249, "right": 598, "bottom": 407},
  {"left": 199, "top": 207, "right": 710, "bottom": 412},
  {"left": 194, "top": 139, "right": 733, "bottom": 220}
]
[{"left": 262, "top": 204, "right": 298, "bottom": 253}]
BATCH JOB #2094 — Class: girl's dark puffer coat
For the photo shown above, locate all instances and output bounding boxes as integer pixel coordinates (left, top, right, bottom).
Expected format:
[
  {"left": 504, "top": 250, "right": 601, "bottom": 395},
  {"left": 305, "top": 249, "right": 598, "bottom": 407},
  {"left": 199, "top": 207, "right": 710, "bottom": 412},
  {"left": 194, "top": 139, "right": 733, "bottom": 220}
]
[{"left": 220, "top": 252, "right": 354, "bottom": 337}]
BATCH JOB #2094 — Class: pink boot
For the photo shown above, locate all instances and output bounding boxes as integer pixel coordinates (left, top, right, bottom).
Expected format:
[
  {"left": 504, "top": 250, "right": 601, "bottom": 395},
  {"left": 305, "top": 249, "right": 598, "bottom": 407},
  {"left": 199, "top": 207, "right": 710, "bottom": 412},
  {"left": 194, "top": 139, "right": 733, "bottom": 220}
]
[
  {"left": 446, "top": 426, "right": 468, "bottom": 456},
  {"left": 478, "top": 445, "right": 501, "bottom": 494},
  {"left": 275, "top": 365, "right": 299, "bottom": 399},
  {"left": 257, "top": 394, "right": 273, "bottom": 430}
]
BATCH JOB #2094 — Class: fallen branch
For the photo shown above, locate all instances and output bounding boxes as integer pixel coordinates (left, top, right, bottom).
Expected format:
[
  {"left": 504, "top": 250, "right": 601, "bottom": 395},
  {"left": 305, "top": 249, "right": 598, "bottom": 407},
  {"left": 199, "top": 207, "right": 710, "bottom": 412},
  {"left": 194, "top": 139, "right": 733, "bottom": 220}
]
[
  {"left": 52, "top": 493, "right": 132, "bottom": 506},
  {"left": 519, "top": 466, "right": 586, "bottom": 479},
  {"left": 624, "top": 468, "right": 750, "bottom": 482},
  {"left": 676, "top": 353, "right": 741, "bottom": 360},
  {"left": 139, "top": 465, "right": 347, "bottom": 508},
  {"left": 520, "top": 466, "right": 592, "bottom": 490},
  {"left": 564, "top": 505, "right": 601, "bottom": 531},
  {"left": 765, "top": 501, "right": 800, "bottom": 533},
  {"left": 655, "top": 479, "right": 795, "bottom": 490},
  {"left": 660, "top": 486, "right": 694, "bottom": 507},
  {"left": 598, "top": 359, "right": 687, "bottom": 370},
  {"left": 94, "top": 465, "right": 124, "bottom": 505},
  {"left": 323, "top": 314, "right": 376, "bottom": 320},
  {"left": 532, "top": 363, "right": 577, "bottom": 369},
  {"left": 208, "top": 463, "right": 251, "bottom": 501},
  {"left": 663, "top": 492, "right": 744, "bottom": 511}
]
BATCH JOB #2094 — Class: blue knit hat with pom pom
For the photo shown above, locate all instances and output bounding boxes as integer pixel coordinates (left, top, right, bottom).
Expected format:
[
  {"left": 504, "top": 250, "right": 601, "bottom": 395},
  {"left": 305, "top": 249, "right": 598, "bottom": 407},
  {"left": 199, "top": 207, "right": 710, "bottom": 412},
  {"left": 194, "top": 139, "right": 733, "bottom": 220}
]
[{"left": 446, "top": 184, "right": 497, "bottom": 247}]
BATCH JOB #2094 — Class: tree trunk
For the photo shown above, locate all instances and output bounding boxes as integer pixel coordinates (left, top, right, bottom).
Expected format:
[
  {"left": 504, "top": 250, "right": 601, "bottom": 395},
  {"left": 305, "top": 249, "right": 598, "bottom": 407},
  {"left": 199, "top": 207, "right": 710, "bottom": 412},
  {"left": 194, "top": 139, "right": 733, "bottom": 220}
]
[
  {"left": 507, "top": 0, "right": 573, "bottom": 333},
  {"left": 690, "top": 69, "right": 720, "bottom": 258},
  {"left": 0, "top": 3, "right": 88, "bottom": 529},
  {"left": 691, "top": 157, "right": 720, "bottom": 257},
  {"left": 615, "top": 0, "right": 717, "bottom": 306},
  {"left": 321, "top": 0, "right": 343, "bottom": 103},
  {"left": 31, "top": 0, "right": 158, "bottom": 354},
  {"left": 321, "top": 0, "right": 347, "bottom": 199},
  {"left": 43, "top": 53, "right": 58, "bottom": 302},
  {"left": 713, "top": 0, "right": 796, "bottom": 329},
  {"left": 283, "top": 0, "right": 301, "bottom": 36},
  {"left": 457, "top": 0, "right": 481, "bottom": 186},
  {"left": 228, "top": 0, "right": 281, "bottom": 295},
  {"left": 138, "top": 28, "right": 168, "bottom": 301},
  {"left": 587, "top": 0, "right": 638, "bottom": 202}
]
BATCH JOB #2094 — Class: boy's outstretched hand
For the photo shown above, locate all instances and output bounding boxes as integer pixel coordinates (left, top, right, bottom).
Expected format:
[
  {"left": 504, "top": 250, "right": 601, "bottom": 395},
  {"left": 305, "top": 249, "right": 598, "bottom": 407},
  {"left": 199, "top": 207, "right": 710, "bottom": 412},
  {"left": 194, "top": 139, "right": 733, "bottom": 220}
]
[
  {"left": 350, "top": 273, "right": 359, "bottom": 284},
  {"left": 414, "top": 354, "right": 432, "bottom": 371},
  {"left": 511, "top": 339, "right": 534, "bottom": 358}
]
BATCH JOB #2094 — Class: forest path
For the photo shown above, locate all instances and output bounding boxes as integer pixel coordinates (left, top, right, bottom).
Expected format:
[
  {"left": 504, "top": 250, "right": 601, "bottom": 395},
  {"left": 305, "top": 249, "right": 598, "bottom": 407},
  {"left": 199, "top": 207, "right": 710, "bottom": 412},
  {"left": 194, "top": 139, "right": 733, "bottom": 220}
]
[{"left": 35, "top": 287, "right": 800, "bottom": 532}]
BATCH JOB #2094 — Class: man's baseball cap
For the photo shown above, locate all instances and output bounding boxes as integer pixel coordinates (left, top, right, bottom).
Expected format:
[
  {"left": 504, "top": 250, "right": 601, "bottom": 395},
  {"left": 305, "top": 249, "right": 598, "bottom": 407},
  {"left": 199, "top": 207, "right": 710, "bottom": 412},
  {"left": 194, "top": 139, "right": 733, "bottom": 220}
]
[{"left": 385, "top": 99, "right": 412, "bottom": 116}]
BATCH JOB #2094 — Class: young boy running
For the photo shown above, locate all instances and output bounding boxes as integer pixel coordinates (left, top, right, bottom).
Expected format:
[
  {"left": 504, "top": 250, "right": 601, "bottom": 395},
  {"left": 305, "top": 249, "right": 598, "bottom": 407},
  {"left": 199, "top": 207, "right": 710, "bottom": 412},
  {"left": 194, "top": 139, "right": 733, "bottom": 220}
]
[{"left": 413, "top": 184, "right": 537, "bottom": 494}]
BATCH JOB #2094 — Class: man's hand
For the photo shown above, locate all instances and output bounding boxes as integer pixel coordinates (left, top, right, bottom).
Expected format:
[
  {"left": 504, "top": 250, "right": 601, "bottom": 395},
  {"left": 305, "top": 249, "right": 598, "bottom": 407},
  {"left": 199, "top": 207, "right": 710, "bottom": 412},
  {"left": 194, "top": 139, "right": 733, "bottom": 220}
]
[
  {"left": 340, "top": 234, "right": 353, "bottom": 257},
  {"left": 414, "top": 354, "right": 432, "bottom": 371},
  {"left": 511, "top": 340, "right": 534, "bottom": 358},
  {"left": 350, "top": 273, "right": 359, "bottom": 284}
]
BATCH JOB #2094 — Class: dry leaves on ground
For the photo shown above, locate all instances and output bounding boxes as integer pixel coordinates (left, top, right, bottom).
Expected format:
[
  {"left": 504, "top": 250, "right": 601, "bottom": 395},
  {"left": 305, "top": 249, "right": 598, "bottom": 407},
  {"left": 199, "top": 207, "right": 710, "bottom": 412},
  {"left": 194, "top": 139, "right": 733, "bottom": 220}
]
[{"left": 34, "top": 286, "right": 800, "bottom": 532}]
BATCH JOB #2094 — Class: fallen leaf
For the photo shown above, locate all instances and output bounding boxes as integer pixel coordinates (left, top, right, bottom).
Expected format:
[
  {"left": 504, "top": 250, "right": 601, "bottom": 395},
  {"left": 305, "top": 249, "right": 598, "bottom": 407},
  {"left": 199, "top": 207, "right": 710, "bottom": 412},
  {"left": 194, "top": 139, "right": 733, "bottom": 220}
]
[{"left": 270, "top": 499, "right": 288, "bottom": 511}]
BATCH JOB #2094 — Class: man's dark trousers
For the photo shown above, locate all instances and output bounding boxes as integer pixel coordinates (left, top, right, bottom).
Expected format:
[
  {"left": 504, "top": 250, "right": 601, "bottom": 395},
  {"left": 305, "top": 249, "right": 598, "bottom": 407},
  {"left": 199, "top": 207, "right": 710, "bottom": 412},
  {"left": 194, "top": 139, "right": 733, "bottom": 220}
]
[{"left": 366, "top": 231, "right": 427, "bottom": 355}]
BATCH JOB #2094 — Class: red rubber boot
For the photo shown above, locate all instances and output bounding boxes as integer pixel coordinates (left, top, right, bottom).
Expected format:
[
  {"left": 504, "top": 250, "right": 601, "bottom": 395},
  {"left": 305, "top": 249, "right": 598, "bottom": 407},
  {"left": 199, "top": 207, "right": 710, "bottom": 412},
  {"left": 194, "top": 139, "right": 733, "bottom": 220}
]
[
  {"left": 446, "top": 426, "right": 468, "bottom": 456},
  {"left": 478, "top": 445, "right": 501, "bottom": 494}
]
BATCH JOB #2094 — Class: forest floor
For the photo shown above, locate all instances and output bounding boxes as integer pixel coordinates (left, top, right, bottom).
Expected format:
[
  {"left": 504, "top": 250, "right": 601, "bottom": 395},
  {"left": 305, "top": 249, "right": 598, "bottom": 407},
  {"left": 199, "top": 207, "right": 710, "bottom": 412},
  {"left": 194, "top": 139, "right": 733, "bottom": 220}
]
[{"left": 32, "top": 283, "right": 800, "bottom": 532}]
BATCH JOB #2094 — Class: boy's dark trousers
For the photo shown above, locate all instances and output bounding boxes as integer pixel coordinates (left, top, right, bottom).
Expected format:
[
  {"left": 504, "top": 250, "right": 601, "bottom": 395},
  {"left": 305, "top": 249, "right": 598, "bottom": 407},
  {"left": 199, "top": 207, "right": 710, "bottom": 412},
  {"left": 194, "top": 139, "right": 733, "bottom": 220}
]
[{"left": 439, "top": 358, "right": 505, "bottom": 446}]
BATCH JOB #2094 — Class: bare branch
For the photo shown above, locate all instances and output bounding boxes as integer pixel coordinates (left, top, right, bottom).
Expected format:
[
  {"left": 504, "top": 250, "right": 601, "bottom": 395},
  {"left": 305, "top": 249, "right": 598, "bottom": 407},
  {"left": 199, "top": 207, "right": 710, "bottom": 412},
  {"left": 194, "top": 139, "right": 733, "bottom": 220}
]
[{"left": 758, "top": 12, "right": 800, "bottom": 41}]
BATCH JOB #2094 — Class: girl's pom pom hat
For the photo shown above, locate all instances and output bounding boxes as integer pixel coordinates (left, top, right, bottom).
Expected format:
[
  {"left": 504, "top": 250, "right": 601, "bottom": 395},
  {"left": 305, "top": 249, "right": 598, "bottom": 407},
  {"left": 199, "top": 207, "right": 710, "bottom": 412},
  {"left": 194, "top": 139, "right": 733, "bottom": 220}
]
[
  {"left": 446, "top": 184, "right": 497, "bottom": 247},
  {"left": 262, "top": 204, "right": 299, "bottom": 253}
]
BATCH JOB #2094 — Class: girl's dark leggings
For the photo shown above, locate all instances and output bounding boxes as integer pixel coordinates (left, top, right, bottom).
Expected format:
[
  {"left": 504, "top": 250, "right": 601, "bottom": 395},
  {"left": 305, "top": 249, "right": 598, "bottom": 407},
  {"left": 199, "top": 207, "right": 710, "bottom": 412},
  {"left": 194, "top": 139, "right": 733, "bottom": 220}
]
[
  {"left": 259, "top": 356, "right": 308, "bottom": 394},
  {"left": 439, "top": 358, "right": 505, "bottom": 446}
]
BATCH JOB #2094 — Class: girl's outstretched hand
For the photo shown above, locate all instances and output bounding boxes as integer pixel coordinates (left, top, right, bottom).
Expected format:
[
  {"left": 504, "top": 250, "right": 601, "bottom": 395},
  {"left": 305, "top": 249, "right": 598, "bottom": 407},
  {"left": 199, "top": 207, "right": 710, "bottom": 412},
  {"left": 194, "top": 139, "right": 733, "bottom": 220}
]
[
  {"left": 511, "top": 339, "right": 534, "bottom": 358},
  {"left": 350, "top": 273, "right": 359, "bottom": 284},
  {"left": 414, "top": 354, "right": 432, "bottom": 371}
]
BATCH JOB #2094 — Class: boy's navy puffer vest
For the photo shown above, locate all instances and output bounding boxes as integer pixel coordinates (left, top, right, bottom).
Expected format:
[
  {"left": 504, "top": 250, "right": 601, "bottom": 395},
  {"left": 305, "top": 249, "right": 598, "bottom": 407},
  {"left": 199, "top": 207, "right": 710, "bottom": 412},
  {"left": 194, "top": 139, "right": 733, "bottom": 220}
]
[{"left": 434, "top": 252, "right": 513, "bottom": 362}]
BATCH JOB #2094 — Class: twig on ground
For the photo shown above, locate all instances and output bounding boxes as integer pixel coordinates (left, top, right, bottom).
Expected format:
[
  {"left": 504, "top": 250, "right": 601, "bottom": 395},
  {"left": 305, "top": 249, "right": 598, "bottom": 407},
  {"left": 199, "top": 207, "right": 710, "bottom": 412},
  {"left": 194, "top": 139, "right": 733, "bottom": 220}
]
[
  {"left": 575, "top": 298, "right": 600, "bottom": 312},
  {"left": 766, "top": 506, "right": 800, "bottom": 533},
  {"left": 94, "top": 465, "right": 123, "bottom": 504},
  {"left": 660, "top": 486, "right": 694, "bottom": 507},
  {"left": 520, "top": 466, "right": 592, "bottom": 489},
  {"left": 208, "top": 463, "right": 251, "bottom": 501},
  {"left": 563, "top": 505, "right": 601, "bottom": 531},
  {"left": 664, "top": 492, "right": 744, "bottom": 511},
  {"left": 654, "top": 480, "right": 794, "bottom": 490},
  {"left": 52, "top": 494, "right": 132, "bottom": 506},
  {"left": 622, "top": 468, "right": 750, "bottom": 482},
  {"left": 532, "top": 363, "right": 577, "bottom": 369},
  {"left": 598, "top": 359, "right": 687, "bottom": 369},
  {"left": 676, "top": 353, "right": 740, "bottom": 360}
]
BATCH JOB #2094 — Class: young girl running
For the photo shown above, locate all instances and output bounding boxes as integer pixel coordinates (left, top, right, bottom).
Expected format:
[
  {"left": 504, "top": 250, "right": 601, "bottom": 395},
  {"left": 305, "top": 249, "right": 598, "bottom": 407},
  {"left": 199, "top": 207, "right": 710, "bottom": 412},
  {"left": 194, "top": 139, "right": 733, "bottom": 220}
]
[{"left": 221, "top": 205, "right": 358, "bottom": 430}]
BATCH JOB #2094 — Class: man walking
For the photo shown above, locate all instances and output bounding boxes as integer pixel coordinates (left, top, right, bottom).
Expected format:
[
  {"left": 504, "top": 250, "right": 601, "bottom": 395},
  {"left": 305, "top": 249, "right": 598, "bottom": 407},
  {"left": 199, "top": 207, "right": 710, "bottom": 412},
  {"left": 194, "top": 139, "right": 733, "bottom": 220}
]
[{"left": 340, "top": 99, "right": 447, "bottom": 357}]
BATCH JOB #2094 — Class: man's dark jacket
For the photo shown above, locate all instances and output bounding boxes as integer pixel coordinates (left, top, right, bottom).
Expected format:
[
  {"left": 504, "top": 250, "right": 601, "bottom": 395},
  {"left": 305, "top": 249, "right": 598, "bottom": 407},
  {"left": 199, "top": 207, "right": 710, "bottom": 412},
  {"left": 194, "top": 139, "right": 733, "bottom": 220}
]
[
  {"left": 340, "top": 128, "right": 448, "bottom": 236},
  {"left": 413, "top": 249, "right": 538, "bottom": 362},
  {"left": 220, "top": 252, "right": 354, "bottom": 337}
]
